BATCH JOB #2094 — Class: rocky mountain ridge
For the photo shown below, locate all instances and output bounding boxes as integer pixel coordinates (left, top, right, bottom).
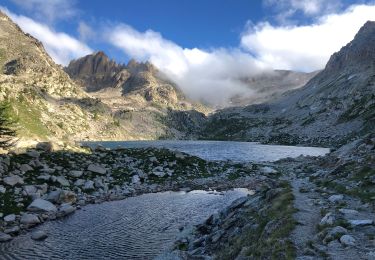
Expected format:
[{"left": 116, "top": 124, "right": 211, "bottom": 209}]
[
  {"left": 202, "top": 21, "right": 375, "bottom": 147},
  {"left": 0, "top": 11, "right": 207, "bottom": 143}
]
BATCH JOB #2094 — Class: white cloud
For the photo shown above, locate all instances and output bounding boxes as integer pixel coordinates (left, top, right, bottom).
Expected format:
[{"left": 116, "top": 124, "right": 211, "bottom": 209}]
[
  {"left": 10, "top": 0, "right": 77, "bottom": 24},
  {"left": 1, "top": 7, "right": 92, "bottom": 65},
  {"left": 264, "top": 0, "right": 343, "bottom": 23},
  {"left": 78, "top": 21, "right": 95, "bottom": 41},
  {"left": 107, "top": 24, "right": 270, "bottom": 105},
  {"left": 241, "top": 4, "right": 375, "bottom": 71}
]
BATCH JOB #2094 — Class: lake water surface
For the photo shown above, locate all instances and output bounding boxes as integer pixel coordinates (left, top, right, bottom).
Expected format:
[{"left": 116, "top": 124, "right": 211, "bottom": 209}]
[
  {"left": 82, "top": 140, "right": 330, "bottom": 162},
  {"left": 0, "top": 189, "right": 251, "bottom": 260},
  {"left": 0, "top": 141, "right": 330, "bottom": 259}
]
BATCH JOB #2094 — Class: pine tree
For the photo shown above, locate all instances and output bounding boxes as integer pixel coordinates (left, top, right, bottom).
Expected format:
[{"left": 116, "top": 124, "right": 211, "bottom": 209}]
[{"left": 0, "top": 102, "right": 16, "bottom": 148}]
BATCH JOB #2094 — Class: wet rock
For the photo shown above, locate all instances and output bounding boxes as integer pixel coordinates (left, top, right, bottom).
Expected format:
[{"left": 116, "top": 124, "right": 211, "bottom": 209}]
[
  {"left": 87, "top": 164, "right": 106, "bottom": 175},
  {"left": 328, "top": 194, "right": 344, "bottom": 203},
  {"left": 340, "top": 235, "right": 356, "bottom": 246},
  {"left": 3, "top": 175, "right": 24, "bottom": 186},
  {"left": 0, "top": 232, "right": 12, "bottom": 242},
  {"left": 31, "top": 230, "right": 48, "bottom": 240},
  {"left": 27, "top": 199, "right": 57, "bottom": 213},
  {"left": 58, "top": 204, "right": 76, "bottom": 217},
  {"left": 20, "top": 214, "right": 40, "bottom": 225}
]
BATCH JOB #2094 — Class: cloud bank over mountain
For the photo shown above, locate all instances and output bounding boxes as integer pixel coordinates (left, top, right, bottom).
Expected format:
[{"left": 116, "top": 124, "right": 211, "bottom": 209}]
[{"left": 2, "top": 1, "right": 375, "bottom": 104}]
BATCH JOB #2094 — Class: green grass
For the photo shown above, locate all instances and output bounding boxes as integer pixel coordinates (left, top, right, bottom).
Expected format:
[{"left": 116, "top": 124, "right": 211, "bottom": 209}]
[{"left": 11, "top": 96, "right": 50, "bottom": 138}]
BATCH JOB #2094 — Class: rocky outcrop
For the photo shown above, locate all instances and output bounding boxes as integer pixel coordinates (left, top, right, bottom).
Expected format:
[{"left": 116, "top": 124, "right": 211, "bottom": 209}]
[{"left": 65, "top": 51, "right": 128, "bottom": 92}]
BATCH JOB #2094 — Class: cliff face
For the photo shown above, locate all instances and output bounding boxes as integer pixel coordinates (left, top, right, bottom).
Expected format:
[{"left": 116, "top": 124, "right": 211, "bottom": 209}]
[{"left": 202, "top": 21, "right": 375, "bottom": 147}]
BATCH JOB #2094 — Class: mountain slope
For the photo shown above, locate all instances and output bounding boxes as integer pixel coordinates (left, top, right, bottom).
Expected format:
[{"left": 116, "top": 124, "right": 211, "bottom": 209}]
[
  {"left": 202, "top": 21, "right": 375, "bottom": 147},
  {"left": 0, "top": 11, "right": 206, "bottom": 143}
]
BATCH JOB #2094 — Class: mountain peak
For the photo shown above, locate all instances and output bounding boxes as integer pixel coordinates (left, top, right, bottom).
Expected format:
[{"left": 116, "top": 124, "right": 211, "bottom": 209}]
[{"left": 325, "top": 21, "right": 375, "bottom": 72}]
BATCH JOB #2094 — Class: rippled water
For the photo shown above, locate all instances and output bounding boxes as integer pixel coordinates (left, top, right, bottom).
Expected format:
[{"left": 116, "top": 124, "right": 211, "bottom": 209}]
[
  {"left": 82, "top": 140, "right": 330, "bottom": 162},
  {"left": 0, "top": 189, "right": 251, "bottom": 260}
]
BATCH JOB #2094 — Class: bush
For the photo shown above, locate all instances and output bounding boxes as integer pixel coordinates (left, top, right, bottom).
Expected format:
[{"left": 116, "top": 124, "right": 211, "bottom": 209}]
[{"left": 0, "top": 101, "right": 16, "bottom": 148}]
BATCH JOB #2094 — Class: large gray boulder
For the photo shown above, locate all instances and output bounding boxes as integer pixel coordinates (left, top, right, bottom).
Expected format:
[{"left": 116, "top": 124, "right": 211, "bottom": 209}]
[
  {"left": 27, "top": 199, "right": 57, "bottom": 213},
  {"left": 31, "top": 230, "right": 48, "bottom": 240}
]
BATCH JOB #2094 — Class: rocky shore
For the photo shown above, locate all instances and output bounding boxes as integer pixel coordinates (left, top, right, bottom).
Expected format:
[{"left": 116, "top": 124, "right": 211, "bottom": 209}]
[
  {"left": 161, "top": 134, "right": 375, "bottom": 259},
  {"left": 0, "top": 142, "right": 274, "bottom": 243}
]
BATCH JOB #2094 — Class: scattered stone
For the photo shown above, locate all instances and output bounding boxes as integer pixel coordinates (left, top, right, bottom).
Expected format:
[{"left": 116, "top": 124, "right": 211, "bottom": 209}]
[
  {"left": 0, "top": 185, "right": 6, "bottom": 194},
  {"left": 4, "top": 226, "right": 20, "bottom": 234},
  {"left": 320, "top": 213, "right": 335, "bottom": 226},
  {"left": 31, "top": 231, "right": 48, "bottom": 240},
  {"left": 36, "top": 142, "right": 55, "bottom": 152},
  {"left": 56, "top": 176, "right": 70, "bottom": 187},
  {"left": 4, "top": 214, "right": 16, "bottom": 223},
  {"left": 27, "top": 199, "right": 57, "bottom": 213},
  {"left": 83, "top": 180, "right": 95, "bottom": 191},
  {"left": 26, "top": 150, "right": 40, "bottom": 158},
  {"left": 20, "top": 214, "right": 40, "bottom": 225},
  {"left": 132, "top": 175, "right": 141, "bottom": 184},
  {"left": 87, "top": 164, "right": 106, "bottom": 175},
  {"left": 340, "top": 235, "right": 356, "bottom": 246},
  {"left": 348, "top": 219, "right": 374, "bottom": 227},
  {"left": 19, "top": 164, "right": 33, "bottom": 173},
  {"left": 328, "top": 195, "right": 344, "bottom": 203},
  {"left": 339, "top": 208, "right": 359, "bottom": 215},
  {"left": 58, "top": 204, "right": 76, "bottom": 216},
  {"left": 260, "top": 166, "right": 277, "bottom": 174},
  {"left": 69, "top": 170, "right": 83, "bottom": 178},
  {"left": 3, "top": 175, "right": 24, "bottom": 186},
  {"left": 0, "top": 232, "right": 12, "bottom": 242},
  {"left": 24, "top": 185, "right": 37, "bottom": 195}
]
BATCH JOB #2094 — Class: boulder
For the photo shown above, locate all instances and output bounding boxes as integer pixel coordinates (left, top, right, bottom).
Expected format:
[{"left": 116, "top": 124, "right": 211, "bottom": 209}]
[
  {"left": 56, "top": 176, "right": 70, "bottom": 187},
  {"left": 31, "top": 231, "right": 48, "bottom": 240},
  {"left": 20, "top": 214, "right": 40, "bottom": 225},
  {"left": 0, "top": 185, "right": 6, "bottom": 194},
  {"left": 87, "top": 164, "right": 106, "bottom": 175},
  {"left": 46, "top": 190, "right": 76, "bottom": 204},
  {"left": 260, "top": 166, "right": 278, "bottom": 174},
  {"left": 83, "top": 180, "right": 95, "bottom": 191},
  {"left": 132, "top": 175, "right": 141, "bottom": 184},
  {"left": 69, "top": 170, "right": 83, "bottom": 178},
  {"left": 349, "top": 219, "right": 374, "bottom": 226},
  {"left": 58, "top": 204, "right": 76, "bottom": 217},
  {"left": 340, "top": 235, "right": 356, "bottom": 246},
  {"left": 3, "top": 214, "right": 16, "bottom": 223},
  {"left": 19, "top": 164, "right": 33, "bottom": 173},
  {"left": 36, "top": 142, "right": 56, "bottom": 152},
  {"left": 0, "top": 232, "right": 12, "bottom": 242},
  {"left": 328, "top": 194, "right": 344, "bottom": 203},
  {"left": 320, "top": 213, "right": 335, "bottom": 226},
  {"left": 23, "top": 185, "right": 37, "bottom": 195},
  {"left": 27, "top": 199, "right": 57, "bottom": 213},
  {"left": 3, "top": 175, "right": 24, "bottom": 186}
]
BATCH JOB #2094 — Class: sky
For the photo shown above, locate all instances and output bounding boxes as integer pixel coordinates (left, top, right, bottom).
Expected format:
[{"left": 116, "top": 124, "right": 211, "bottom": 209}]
[{"left": 1, "top": 0, "right": 375, "bottom": 104}]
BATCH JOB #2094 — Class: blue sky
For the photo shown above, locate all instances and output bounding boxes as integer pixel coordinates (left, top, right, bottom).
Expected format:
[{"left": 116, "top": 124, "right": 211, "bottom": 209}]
[{"left": 1, "top": 0, "right": 375, "bottom": 104}]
